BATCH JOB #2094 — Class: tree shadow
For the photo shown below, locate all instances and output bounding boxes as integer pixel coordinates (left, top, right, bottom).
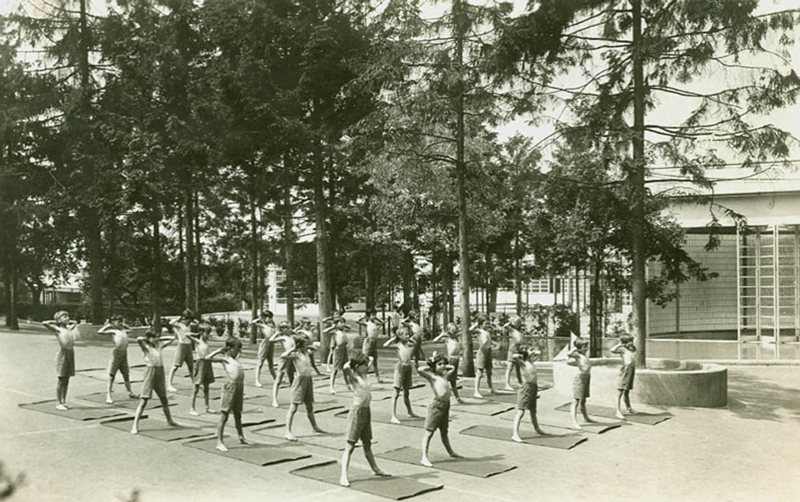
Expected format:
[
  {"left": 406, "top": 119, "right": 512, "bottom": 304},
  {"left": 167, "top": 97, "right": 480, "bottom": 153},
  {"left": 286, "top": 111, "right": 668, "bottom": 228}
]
[{"left": 727, "top": 372, "right": 800, "bottom": 422}]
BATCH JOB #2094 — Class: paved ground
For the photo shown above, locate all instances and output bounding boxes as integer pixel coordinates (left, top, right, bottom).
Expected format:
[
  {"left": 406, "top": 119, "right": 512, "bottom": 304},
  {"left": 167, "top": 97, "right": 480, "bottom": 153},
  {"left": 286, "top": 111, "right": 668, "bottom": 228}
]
[{"left": 1, "top": 328, "right": 799, "bottom": 502}]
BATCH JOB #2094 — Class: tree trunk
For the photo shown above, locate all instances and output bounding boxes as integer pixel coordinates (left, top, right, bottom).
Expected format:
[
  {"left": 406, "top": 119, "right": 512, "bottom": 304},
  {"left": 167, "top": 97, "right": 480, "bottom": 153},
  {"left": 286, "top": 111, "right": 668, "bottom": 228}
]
[
  {"left": 283, "top": 156, "right": 295, "bottom": 327},
  {"left": 194, "top": 190, "right": 201, "bottom": 315},
  {"left": 250, "top": 195, "right": 259, "bottom": 344},
  {"left": 454, "top": 0, "right": 473, "bottom": 377},
  {"left": 444, "top": 252, "right": 455, "bottom": 326},
  {"left": 631, "top": 0, "right": 647, "bottom": 367},
  {"left": 486, "top": 252, "right": 497, "bottom": 314},
  {"left": 514, "top": 232, "right": 523, "bottom": 315},
  {"left": 152, "top": 204, "right": 162, "bottom": 333},
  {"left": 402, "top": 251, "right": 413, "bottom": 311},
  {"left": 314, "top": 142, "right": 333, "bottom": 359},
  {"left": 82, "top": 209, "right": 105, "bottom": 324},
  {"left": 589, "top": 261, "right": 603, "bottom": 357},
  {"left": 365, "top": 256, "right": 376, "bottom": 313},
  {"left": 107, "top": 209, "right": 117, "bottom": 316},
  {"left": 184, "top": 187, "right": 196, "bottom": 312},
  {"left": 2, "top": 217, "right": 19, "bottom": 330}
]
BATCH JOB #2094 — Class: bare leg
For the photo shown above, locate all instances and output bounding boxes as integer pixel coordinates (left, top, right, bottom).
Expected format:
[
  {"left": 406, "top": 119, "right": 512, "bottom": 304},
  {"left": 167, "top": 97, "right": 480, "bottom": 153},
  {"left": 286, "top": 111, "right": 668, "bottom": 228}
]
[
  {"left": 167, "top": 365, "right": 179, "bottom": 392},
  {"left": 570, "top": 399, "right": 582, "bottom": 429},
  {"left": 285, "top": 403, "right": 298, "bottom": 441},
  {"left": 341, "top": 442, "right": 355, "bottom": 486},
  {"left": 190, "top": 385, "right": 200, "bottom": 415},
  {"left": 272, "top": 371, "right": 284, "bottom": 407},
  {"left": 216, "top": 410, "right": 230, "bottom": 451},
  {"left": 329, "top": 370, "right": 338, "bottom": 394},
  {"left": 306, "top": 403, "right": 324, "bottom": 432},
  {"left": 372, "top": 358, "right": 381, "bottom": 383},
  {"left": 580, "top": 399, "right": 595, "bottom": 422},
  {"left": 511, "top": 409, "right": 524, "bottom": 442},
  {"left": 474, "top": 371, "right": 484, "bottom": 398},
  {"left": 309, "top": 353, "right": 323, "bottom": 376},
  {"left": 363, "top": 443, "right": 386, "bottom": 475},
  {"left": 616, "top": 390, "right": 626, "bottom": 419},
  {"left": 255, "top": 360, "right": 265, "bottom": 387},
  {"left": 420, "top": 430, "right": 434, "bottom": 467},
  {"left": 391, "top": 388, "right": 401, "bottom": 424},
  {"left": 530, "top": 409, "right": 544, "bottom": 434},
  {"left": 440, "top": 429, "right": 461, "bottom": 458},
  {"left": 266, "top": 351, "right": 276, "bottom": 379},
  {"left": 624, "top": 391, "right": 636, "bottom": 413},
  {"left": 123, "top": 372, "right": 136, "bottom": 398},
  {"left": 234, "top": 411, "right": 247, "bottom": 443},
  {"left": 132, "top": 398, "right": 148, "bottom": 434},
  {"left": 204, "top": 383, "right": 212, "bottom": 413},
  {"left": 63, "top": 377, "right": 70, "bottom": 405},
  {"left": 504, "top": 363, "right": 515, "bottom": 391},
  {"left": 451, "top": 381, "right": 463, "bottom": 403},
  {"left": 158, "top": 391, "right": 177, "bottom": 425},
  {"left": 106, "top": 373, "right": 116, "bottom": 403},
  {"left": 404, "top": 389, "right": 419, "bottom": 418}
]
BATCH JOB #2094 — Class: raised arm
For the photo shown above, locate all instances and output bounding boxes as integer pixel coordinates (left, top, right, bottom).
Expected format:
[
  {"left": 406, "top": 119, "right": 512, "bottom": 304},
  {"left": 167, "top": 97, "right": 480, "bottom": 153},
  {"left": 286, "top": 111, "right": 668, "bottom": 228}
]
[
  {"left": 416, "top": 365, "right": 434, "bottom": 382},
  {"left": 609, "top": 342, "right": 623, "bottom": 354},
  {"left": 97, "top": 321, "right": 114, "bottom": 334},
  {"left": 432, "top": 332, "right": 446, "bottom": 343},
  {"left": 382, "top": 336, "right": 397, "bottom": 348},
  {"left": 160, "top": 336, "right": 177, "bottom": 348},
  {"left": 42, "top": 320, "right": 60, "bottom": 333}
]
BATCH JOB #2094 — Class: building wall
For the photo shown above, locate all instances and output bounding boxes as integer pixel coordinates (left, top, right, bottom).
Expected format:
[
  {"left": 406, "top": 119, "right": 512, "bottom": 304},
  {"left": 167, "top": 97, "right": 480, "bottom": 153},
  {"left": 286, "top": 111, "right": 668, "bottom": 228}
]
[{"left": 649, "top": 233, "right": 738, "bottom": 336}]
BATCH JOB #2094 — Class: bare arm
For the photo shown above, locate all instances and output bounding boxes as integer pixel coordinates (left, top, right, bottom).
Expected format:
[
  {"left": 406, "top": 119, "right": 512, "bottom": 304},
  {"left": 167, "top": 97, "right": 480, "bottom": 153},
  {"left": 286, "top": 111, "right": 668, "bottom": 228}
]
[
  {"left": 42, "top": 320, "right": 60, "bottom": 333},
  {"left": 609, "top": 343, "right": 623, "bottom": 354},
  {"left": 160, "top": 336, "right": 177, "bottom": 348},
  {"left": 97, "top": 322, "right": 114, "bottom": 334},
  {"left": 416, "top": 366, "right": 434, "bottom": 382},
  {"left": 432, "top": 333, "right": 446, "bottom": 343},
  {"left": 382, "top": 336, "right": 397, "bottom": 348}
]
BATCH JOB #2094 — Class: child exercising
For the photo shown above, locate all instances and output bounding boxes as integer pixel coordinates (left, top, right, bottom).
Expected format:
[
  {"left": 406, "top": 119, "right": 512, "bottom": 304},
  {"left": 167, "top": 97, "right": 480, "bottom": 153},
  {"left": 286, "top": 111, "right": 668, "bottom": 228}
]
[
  {"left": 510, "top": 345, "right": 544, "bottom": 441},
  {"left": 432, "top": 322, "right": 463, "bottom": 403},
  {"left": 357, "top": 310, "right": 385, "bottom": 382},
  {"left": 188, "top": 323, "right": 215, "bottom": 416},
  {"left": 283, "top": 336, "right": 326, "bottom": 441},
  {"left": 503, "top": 317, "right": 525, "bottom": 391},
  {"left": 418, "top": 353, "right": 462, "bottom": 467},
  {"left": 271, "top": 322, "right": 297, "bottom": 408},
  {"left": 567, "top": 337, "right": 596, "bottom": 430},
  {"left": 326, "top": 317, "right": 349, "bottom": 394},
  {"left": 384, "top": 326, "right": 421, "bottom": 424},
  {"left": 207, "top": 337, "right": 248, "bottom": 452},
  {"left": 97, "top": 315, "right": 138, "bottom": 404},
  {"left": 473, "top": 318, "right": 497, "bottom": 398},
  {"left": 253, "top": 310, "right": 277, "bottom": 386},
  {"left": 610, "top": 334, "right": 637, "bottom": 419},
  {"left": 167, "top": 310, "right": 195, "bottom": 392},
  {"left": 43, "top": 311, "right": 80, "bottom": 411},
  {"left": 131, "top": 330, "right": 178, "bottom": 434},
  {"left": 340, "top": 353, "right": 387, "bottom": 487}
]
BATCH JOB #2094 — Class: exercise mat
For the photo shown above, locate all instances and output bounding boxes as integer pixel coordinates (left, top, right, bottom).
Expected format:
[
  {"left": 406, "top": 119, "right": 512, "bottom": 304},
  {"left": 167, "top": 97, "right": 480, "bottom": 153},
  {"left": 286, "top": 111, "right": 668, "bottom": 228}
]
[
  {"left": 101, "top": 416, "right": 214, "bottom": 441},
  {"left": 19, "top": 400, "right": 129, "bottom": 421},
  {"left": 377, "top": 446, "right": 515, "bottom": 478},
  {"left": 554, "top": 403, "right": 672, "bottom": 425},
  {"left": 459, "top": 425, "right": 588, "bottom": 450},
  {"left": 291, "top": 460, "right": 443, "bottom": 500},
  {"left": 184, "top": 437, "right": 311, "bottom": 466},
  {"left": 77, "top": 392, "right": 176, "bottom": 410}
]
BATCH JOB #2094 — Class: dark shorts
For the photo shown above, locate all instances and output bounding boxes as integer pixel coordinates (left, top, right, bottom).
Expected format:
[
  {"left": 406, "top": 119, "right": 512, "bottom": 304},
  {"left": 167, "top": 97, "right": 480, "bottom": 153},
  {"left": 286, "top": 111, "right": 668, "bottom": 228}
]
[
  {"left": 618, "top": 365, "right": 635, "bottom": 391},
  {"left": 448, "top": 357, "right": 460, "bottom": 387},
  {"left": 573, "top": 373, "right": 591, "bottom": 399},
  {"left": 333, "top": 345, "right": 348, "bottom": 370},
  {"left": 56, "top": 348, "right": 75, "bottom": 378},
  {"left": 362, "top": 337, "right": 378, "bottom": 358},
  {"left": 425, "top": 398, "right": 450, "bottom": 432},
  {"left": 221, "top": 380, "right": 245, "bottom": 414},
  {"left": 516, "top": 382, "right": 538, "bottom": 411},
  {"left": 393, "top": 362, "right": 413, "bottom": 390},
  {"left": 345, "top": 405, "right": 372, "bottom": 444},
  {"left": 108, "top": 350, "right": 129, "bottom": 377},
  {"left": 141, "top": 365, "right": 167, "bottom": 400},
  {"left": 173, "top": 343, "right": 194, "bottom": 368},
  {"left": 291, "top": 374, "right": 314, "bottom": 406},
  {"left": 257, "top": 340, "right": 274, "bottom": 362},
  {"left": 193, "top": 359, "right": 215, "bottom": 385},
  {"left": 477, "top": 347, "right": 492, "bottom": 377}
]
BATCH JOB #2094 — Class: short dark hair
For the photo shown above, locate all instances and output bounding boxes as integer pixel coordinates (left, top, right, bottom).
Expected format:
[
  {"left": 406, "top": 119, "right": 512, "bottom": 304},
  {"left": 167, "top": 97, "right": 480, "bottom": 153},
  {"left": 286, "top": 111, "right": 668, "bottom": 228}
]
[
  {"left": 111, "top": 314, "right": 124, "bottom": 323},
  {"left": 225, "top": 337, "right": 242, "bottom": 352},
  {"left": 574, "top": 337, "right": 589, "bottom": 349},
  {"left": 426, "top": 353, "right": 447, "bottom": 371},
  {"left": 182, "top": 309, "right": 194, "bottom": 320},
  {"left": 349, "top": 352, "right": 369, "bottom": 368}
]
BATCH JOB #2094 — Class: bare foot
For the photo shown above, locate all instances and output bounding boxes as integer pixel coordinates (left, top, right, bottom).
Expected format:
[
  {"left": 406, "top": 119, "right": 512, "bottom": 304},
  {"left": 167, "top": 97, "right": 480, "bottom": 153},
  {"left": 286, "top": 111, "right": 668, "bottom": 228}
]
[
  {"left": 105, "top": 397, "right": 114, "bottom": 404},
  {"left": 585, "top": 418, "right": 598, "bottom": 423},
  {"left": 167, "top": 420, "right": 179, "bottom": 427},
  {"left": 627, "top": 408, "right": 637, "bottom": 414},
  {"left": 449, "top": 452, "right": 464, "bottom": 459},
  {"left": 456, "top": 398, "right": 464, "bottom": 404},
  {"left": 312, "top": 427, "right": 326, "bottom": 434},
  {"left": 488, "top": 388, "right": 497, "bottom": 395},
  {"left": 255, "top": 382, "right": 263, "bottom": 388},
  {"left": 504, "top": 385, "right": 514, "bottom": 391},
  {"left": 571, "top": 423, "right": 582, "bottom": 430},
  {"left": 340, "top": 477, "right": 350, "bottom": 487},
  {"left": 373, "top": 469, "right": 388, "bottom": 477},
  {"left": 239, "top": 437, "right": 249, "bottom": 445},
  {"left": 189, "top": 410, "right": 199, "bottom": 416},
  {"left": 511, "top": 434, "right": 523, "bottom": 443},
  {"left": 421, "top": 458, "right": 433, "bottom": 467},
  {"left": 473, "top": 392, "right": 483, "bottom": 399},
  {"left": 615, "top": 412, "right": 626, "bottom": 420},
  {"left": 272, "top": 401, "right": 280, "bottom": 408},
  {"left": 167, "top": 386, "right": 177, "bottom": 392},
  {"left": 128, "top": 393, "right": 139, "bottom": 399},
  {"left": 390, "top": 416, "right": 401, "bottom": 425},
  {"left": 130, "top": 428, "right": 138, "bottom": 435},
  {"left": 329, "top": 388, "right": 337, "bottom": 395},
  {"left": 55, "top": 404, "right": 68, "bottom": 411},
  {"left": 409, "top": 413, "right": 421, "bottom": 419},
  {"left": 206, "top": 408, "right": 216, "bottom": 414},
  {"left": 216, "top": 443, "right": 229, "bottom": 452},
  {"left": 285, "top": 433, "right": 298, "bottom": 442}
]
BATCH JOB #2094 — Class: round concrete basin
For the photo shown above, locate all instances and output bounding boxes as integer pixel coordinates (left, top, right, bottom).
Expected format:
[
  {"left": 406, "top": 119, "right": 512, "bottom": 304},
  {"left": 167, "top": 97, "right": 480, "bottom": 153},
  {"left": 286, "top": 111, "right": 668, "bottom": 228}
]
[{"left": 552, "top": 358, "right": 727, "bottom": 407}]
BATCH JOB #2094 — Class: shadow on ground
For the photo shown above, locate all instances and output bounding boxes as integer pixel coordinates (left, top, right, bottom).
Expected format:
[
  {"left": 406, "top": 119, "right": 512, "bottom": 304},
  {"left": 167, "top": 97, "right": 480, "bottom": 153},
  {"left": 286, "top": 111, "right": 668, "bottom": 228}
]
[{"left": 727, "top": 371, "right": 800, "bottom": 422}]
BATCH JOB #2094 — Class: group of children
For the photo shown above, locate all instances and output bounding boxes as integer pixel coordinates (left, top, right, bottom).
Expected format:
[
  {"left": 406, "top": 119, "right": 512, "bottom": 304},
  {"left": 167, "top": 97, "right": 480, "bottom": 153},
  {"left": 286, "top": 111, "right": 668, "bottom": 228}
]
[{"left": 45, "top": 308, "right": 638, "bottom": 484}]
